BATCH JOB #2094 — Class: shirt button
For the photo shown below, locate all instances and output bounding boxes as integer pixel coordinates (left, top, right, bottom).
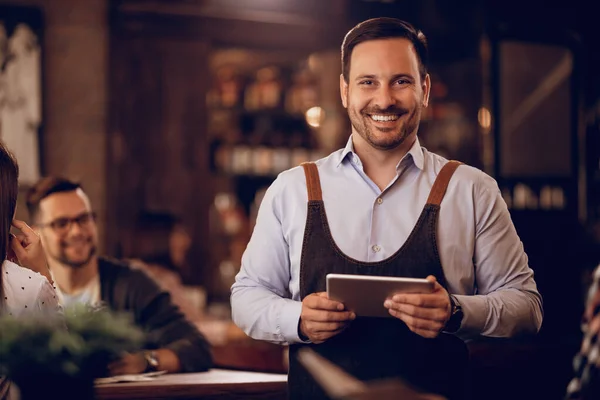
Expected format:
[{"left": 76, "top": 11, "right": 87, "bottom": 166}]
[
  {"left": 372, "top": 245, "right": 381, "bottom": 253},
  {"left": 376, "top": 197, "right": 383, "bottom": 205}
]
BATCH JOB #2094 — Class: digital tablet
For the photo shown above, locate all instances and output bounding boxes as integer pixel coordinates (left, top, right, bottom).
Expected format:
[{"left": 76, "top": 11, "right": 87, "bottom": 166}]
[{"left": 326, "top": 273, "right": 435, "bottom": 318}]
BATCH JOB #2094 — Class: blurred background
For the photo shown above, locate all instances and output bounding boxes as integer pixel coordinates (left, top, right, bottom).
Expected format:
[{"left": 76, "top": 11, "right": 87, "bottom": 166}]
[{"left": 1, "top": 0, "right": 599, "bottom": 397}]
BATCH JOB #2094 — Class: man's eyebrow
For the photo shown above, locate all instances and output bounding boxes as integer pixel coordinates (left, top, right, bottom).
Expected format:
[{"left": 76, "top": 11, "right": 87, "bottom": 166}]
[
  {"left": 355, "top": 74, "right": 377, "bottom": 81},
  {"left": 390, "top": 73, "right": 415, "bottom": 81},
  {"left": 354, "top": 73, "right": 415, "bottom": 82}
]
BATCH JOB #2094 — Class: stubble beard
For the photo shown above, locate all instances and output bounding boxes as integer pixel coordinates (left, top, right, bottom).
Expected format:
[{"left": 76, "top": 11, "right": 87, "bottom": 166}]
[
  {"left": 52, "top": 245, "right": 97, "bottom": 269},
  {"left": 347, "top": 99, "right": 422, "bottom": 151}
]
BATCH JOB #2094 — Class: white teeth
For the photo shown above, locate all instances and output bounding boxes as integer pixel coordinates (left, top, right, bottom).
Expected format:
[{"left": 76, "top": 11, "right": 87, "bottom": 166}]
[{"left": 370, "top": 114, "right": 399, "bottom": 122}]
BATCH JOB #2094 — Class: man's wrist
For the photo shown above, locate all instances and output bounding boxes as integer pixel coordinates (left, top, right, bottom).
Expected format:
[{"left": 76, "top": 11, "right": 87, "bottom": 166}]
[
  {"left": 443, "top": 294, "right": 464, "bottom": 334},
  {"left": 297, "top": 319, "right": 310, "bottom": 342},
  {"left": 143, "top": 350, "right": 159, "bottom": 372}
]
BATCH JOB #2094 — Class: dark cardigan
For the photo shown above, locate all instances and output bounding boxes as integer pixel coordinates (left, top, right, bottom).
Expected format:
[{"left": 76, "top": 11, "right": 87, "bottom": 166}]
[{"left": 98, "top": 257, "right": 212, "bottom": 372}]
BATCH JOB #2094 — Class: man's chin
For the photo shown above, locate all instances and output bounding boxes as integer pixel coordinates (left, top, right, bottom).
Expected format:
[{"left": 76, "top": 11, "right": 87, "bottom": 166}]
[
  {"left": 59, "top": 250, "right": 96, "bottom": 269},
  {"left": 368, "top": 133, "right": 408, "bottom": 150},
  {"left": 63, "top": 258, "right": 92, "bottom": 269}
]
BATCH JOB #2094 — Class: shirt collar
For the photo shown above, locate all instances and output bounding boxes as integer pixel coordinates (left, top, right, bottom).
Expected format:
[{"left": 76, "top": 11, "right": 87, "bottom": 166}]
[
  {"left": 336, "top": 135, "right": 425, "bottom": 171},
  {"left": 337, "top": 136, "right": 355, "bottom": 167}
]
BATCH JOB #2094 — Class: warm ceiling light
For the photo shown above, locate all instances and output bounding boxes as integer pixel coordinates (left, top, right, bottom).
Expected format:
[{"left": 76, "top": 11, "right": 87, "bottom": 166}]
[
  {"left": 305, "top": 106, "right": 325, "bottom": 128},
  {"left": 478, "top": 107, "right": 491, "bottom": 130}
]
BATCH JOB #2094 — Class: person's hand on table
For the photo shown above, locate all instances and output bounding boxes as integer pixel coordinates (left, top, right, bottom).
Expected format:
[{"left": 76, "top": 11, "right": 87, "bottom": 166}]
[{"left": 108, "top": 353, "right": 148, "bottom": 376}]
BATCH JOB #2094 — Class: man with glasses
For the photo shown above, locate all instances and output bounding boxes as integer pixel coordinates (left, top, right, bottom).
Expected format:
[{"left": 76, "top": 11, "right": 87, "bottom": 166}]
[{"left": 25, "top": 177, "right": 212, "bottom": 376}]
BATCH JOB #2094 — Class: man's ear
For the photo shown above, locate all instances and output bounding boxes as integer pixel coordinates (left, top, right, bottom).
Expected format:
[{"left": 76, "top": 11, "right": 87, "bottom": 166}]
[
  {"left": 340, "top": 74, "right": 348, "bottom": 109},
  {"left": 422, "top": 73, "right": 431, "bottom": 108}
]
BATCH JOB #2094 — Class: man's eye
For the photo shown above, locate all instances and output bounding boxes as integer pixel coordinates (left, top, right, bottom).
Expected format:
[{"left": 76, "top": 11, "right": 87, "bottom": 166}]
[{"left": 54, "top": 219, "right": 70, "bottom": 229}]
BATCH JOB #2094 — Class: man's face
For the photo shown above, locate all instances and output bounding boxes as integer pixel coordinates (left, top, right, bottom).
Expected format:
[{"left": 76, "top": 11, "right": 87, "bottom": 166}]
[
  {"left": 340, "top": 38, "right": 430, "bottom": 151},
  {"left": 37, "top": 189, "right": 98, "bottom": 269}
]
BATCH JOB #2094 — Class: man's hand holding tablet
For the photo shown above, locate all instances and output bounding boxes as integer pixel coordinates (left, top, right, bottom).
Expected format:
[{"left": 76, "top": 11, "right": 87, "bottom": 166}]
[
  {"left": 326, "top": 273, "right": 453, "bottom": 338},
  {"left": 298, "top": 292, "right": 356, "bottom": 344}
]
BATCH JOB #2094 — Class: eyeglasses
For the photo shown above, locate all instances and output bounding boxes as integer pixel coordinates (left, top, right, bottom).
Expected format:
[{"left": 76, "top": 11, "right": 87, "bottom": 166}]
[{"left": 38, "top": 212, "right": 97, "bottom": 234}]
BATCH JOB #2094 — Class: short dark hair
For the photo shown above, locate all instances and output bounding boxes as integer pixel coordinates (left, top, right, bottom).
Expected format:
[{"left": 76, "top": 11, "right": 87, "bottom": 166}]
[
  {"left": 26, "top": 176, "right": 82, "bottom": 223},
  {"left": 341, "top": 17, "right": 428, "bottom": 83}
]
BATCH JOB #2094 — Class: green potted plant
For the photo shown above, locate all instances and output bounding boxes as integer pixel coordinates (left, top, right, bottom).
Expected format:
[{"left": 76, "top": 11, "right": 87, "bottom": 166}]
[{"left": 0, "top": 305, "right": 144, "bottom": 400}]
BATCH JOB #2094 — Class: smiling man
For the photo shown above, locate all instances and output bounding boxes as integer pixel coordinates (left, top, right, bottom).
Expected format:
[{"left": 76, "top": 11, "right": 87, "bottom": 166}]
[
  {"left": 26, "top": 177, "right": 212, "bottom": 376},
  {"left": 231, "top": 18, "right": 542, "bottom": 400}
]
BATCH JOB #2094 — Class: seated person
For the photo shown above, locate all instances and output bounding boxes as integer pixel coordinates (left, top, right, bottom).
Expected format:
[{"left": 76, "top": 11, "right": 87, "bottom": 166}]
[
  {"left": 25, "top": 177, "right": 212, "bottom": 375},
  {"left": 1, "top": 141, "right": 60, "bottom": 399},
  {"left": 125, "top": 212, "right": 204, "bottom": 322}
]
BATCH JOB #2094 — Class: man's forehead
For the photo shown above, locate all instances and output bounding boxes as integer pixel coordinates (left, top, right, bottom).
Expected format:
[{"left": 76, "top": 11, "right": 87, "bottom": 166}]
[
  {"left": 349, "top": 38, "right": 419, "bottom": 77},
  {"left": 39, "top": 189, "right": 92, "bottom": 218}
]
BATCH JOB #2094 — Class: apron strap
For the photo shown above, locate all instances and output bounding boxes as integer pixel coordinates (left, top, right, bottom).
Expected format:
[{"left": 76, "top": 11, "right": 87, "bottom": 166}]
[
  {"left": 426, "top": 160, "right": 462, "bottom": 206},
  {"left": 302, "top": 160, "right": 461, "bottom": 205},
  {"left": 301, "top": 162, "right": 323, "bottom": 202}
]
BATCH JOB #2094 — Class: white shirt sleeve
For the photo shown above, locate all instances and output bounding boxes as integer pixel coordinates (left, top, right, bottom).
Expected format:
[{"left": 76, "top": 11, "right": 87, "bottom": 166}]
[
  {"left": 455, "top": 173, "right": 543, "bottom": 337},
  {"left": 2, "top": 261, "right": 61, "bottom": 317},
  {"left": 33, "top": 278, "right": 61, "bottom": 314}
]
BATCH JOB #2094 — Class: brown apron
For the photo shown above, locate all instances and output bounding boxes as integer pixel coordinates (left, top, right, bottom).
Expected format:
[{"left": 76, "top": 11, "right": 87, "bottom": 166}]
[{"left": 288, "top": 161, "right": 468, "bottom": 400}]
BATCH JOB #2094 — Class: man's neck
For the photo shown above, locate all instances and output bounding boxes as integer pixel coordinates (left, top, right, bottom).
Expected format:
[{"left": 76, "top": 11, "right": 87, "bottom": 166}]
[
  {"left": 352, "top": 132, "right": 417, "bottom": 191},
  {"left": 49, "top": 257, "right": 99, "bottom": 295}
]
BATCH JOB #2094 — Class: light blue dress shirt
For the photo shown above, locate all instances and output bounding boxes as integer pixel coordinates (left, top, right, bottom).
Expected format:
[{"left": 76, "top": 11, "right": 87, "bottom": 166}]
[{"left": 231, "top": 136, "right": 543, "bottom": 345}]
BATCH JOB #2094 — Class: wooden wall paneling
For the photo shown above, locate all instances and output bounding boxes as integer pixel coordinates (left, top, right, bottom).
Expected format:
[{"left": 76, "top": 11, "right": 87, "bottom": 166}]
[
  {"left": 109, "top": 28, "right": 211, "bottom": 285},
  {"left": 109, "top": 0, "right": 350, "bottom": 294}
]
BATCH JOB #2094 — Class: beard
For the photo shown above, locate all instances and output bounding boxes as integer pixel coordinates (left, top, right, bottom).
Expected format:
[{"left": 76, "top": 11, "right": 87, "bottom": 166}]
[
  {"left": 348, "top": 101, "right": 422, "bottom": 151},
  {"left": 51, "top": 239, "right": 97, "bottom": 269}
]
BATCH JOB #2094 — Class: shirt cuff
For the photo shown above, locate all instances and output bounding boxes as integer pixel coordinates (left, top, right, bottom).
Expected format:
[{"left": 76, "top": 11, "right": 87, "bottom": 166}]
[
  {"left": 453, "top": 294, "right": 488, "bottom": 335},
  {"left": 278, "top": 299, "right": 308, "bottom": 344}
]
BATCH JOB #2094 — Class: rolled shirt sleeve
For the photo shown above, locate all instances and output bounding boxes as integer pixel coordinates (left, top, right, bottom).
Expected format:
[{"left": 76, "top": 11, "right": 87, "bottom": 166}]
[
  {"left": 231, "top": 176, "right": 307, "bottom": 345},
  {"left": 456, "top": 173, "right": 543, "bottom": 337}
]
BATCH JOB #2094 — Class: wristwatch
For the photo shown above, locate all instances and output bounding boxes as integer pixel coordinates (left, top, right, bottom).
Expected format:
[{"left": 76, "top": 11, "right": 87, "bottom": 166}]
[
  {"left": 444, "top": 294, "right": 463, "bottom": 333},
  {"left": 143, "top": 350, "right": 159, "bottom": 372}
]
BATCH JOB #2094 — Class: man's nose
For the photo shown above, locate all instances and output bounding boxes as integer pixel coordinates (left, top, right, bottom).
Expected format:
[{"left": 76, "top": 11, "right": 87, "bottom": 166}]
[
  {"left": 66, "top": 220, "right": 85, "bottom": 236},
  {"left": 373, "top": 86, "right": 396, "bottom": 110}
]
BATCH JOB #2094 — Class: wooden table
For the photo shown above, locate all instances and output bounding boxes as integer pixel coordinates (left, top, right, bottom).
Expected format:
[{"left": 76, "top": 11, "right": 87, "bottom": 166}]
[
  {"left": 95, "top": 369, "right": 287, "bottom": 400},
  {"left": 197, "top": 320, "right": 288, "bottom": 373}
]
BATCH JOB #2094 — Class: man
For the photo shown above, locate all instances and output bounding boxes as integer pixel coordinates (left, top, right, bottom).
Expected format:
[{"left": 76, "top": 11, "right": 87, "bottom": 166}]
[
  {"left": 26, "top": 177, "right": 212, "bottom": 375},
  {"left": 231, "top": 17, "right": 543, "bottom": 400}
]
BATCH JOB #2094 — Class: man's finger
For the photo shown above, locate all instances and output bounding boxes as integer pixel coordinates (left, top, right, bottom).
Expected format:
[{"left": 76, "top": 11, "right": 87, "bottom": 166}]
[
  {"left": 410, "top": 327, "right": 440, "bottom": 339},
  {"left": 309, "top": 324, "right": 350, "bottom": 343},
  {"left": 108, "top": 366, "right": 126, "bottom": 376},
  {"left": 303, "top": 308, "right": 355, "bottom": 323},
  {"left": 107, "top": 360, "right": 124, "bottom": 369},
  {"left": 304, "top": 294, "right": 345, "bottom": 311},
  {"left": 384, "top": 301, "right": 447, "bottom": 322},
  {"left": 389, "top": 309, "right": 444, "bottom": 333},
  {"left": 310, "top": 321, "right": 348, "bottom": 333},
  {"left": 426, "top": 275, "right": 447, "bottom": 292},
  {"left": 390, "top": 293, "right": 448, "bottom": 309}
]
